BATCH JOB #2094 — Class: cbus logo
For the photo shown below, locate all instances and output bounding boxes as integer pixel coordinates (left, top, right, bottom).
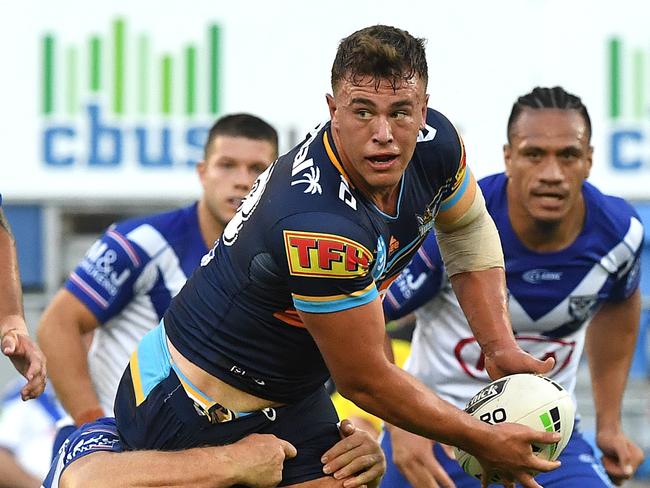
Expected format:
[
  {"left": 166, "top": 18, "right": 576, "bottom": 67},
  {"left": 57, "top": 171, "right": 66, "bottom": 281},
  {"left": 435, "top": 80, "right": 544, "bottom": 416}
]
[
  {"left": 41, "top": 18, "right": 222, "bottom": 168},
  {"left": 284, "top": 230, "right": 372, "bottom": 278}
]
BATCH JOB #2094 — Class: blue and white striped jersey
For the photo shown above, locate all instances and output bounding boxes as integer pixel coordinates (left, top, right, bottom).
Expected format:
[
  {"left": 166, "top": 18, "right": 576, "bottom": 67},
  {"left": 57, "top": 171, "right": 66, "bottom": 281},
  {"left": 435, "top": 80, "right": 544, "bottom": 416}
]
[
  {"left": 42, "top": 417, "right": 122, "bottom": 488},
  {"left": 384, "top": 173, "right": 644, "bottom": 409},
  {"left": 65, "top": 203, "right": 207, "bottom": 413}
]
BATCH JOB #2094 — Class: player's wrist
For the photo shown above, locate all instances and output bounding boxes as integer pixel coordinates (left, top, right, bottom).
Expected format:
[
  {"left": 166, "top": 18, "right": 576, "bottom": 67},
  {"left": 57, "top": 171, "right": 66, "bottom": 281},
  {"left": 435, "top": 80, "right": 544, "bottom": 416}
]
[
  {"left": 73, "top": 406, "right": 105, "bottom": 426},
  {"left": 0, "top": 314, "right": 28, "bottom": 338}
]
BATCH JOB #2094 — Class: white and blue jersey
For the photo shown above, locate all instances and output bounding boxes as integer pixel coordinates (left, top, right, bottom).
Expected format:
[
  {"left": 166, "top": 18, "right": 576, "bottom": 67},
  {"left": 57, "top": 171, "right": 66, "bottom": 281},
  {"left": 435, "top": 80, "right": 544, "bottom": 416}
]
[
  {"left": 42, "top": 417, "right": 122, "bottom": 488},
  {"left": 381, "top": 173, "right": 643, "bottom": 488},
  {"left": 64, "top": 203, "right": 207, "bottom": 414},
  {"left": 0, "top": 380, "right": 65, "bottom": 481}
]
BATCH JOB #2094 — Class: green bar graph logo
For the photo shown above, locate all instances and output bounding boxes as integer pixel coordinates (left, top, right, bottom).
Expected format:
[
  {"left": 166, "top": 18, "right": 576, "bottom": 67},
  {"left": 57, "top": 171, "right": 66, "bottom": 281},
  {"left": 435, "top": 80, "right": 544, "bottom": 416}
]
[
  {"left": 608, "top": 36, "right": 647, "bottom": 121},
  {"left": 41, "top": 17, "right": 222, "bottom": 118}
]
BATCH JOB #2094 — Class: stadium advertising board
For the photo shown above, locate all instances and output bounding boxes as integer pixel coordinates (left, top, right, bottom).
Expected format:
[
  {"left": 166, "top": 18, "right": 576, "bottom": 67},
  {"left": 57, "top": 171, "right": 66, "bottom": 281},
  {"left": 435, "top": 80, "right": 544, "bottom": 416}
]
[{"left": 2, "top": 1, "right": 650, "bottom": 200}]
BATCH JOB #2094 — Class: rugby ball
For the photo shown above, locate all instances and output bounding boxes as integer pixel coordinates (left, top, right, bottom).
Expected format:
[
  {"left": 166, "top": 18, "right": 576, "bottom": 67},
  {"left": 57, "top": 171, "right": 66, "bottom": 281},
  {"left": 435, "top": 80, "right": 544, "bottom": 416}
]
[{"left": 453, "top": 374, "right": 574, "bottom": 484}]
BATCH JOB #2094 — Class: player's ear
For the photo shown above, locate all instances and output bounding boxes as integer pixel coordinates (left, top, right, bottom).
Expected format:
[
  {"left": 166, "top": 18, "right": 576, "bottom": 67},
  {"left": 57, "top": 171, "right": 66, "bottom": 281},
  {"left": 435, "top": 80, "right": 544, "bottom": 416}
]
[
  {"left": 584, "top": 145, "right": 593, "bottom": 179},
  {"left": 503, "top": 144, "right": 512, "bottom": 178},
  {"left": 196, "top": 160, "right": 207, "bottom": 183},
  {"left": 326, "top": 94, "right": 337, "bottom": 121},
  {"left": 421, "top": 94, "right": 430, "bottom": 128}
]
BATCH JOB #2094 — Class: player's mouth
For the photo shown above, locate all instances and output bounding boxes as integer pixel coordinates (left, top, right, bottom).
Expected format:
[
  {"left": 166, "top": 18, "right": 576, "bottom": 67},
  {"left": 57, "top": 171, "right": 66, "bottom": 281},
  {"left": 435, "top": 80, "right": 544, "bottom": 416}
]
[
  {"left": 366, "top": 153, "right": 399, "bottom": 169},
  {"left": 530, "top": 190, "right": 567, "bottom": 207},
  {"left": 226, "top": 197, "right": 244, "bottom": 210}
]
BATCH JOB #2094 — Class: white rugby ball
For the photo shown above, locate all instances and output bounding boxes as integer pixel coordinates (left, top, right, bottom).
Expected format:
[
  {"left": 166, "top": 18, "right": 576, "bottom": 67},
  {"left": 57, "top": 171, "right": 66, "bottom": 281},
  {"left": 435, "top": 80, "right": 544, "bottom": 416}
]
[{"left": 453, "top": 374, "right": 574, "bottom": 484}]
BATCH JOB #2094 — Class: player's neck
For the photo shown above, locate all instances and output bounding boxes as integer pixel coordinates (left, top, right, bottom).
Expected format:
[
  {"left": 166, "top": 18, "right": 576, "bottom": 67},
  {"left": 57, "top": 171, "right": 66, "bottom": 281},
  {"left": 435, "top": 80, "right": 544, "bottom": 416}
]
[
  {"left": 507, "top": 197, "right": 586, "bottom": 253},
  {"left": 197, "top": 199, "right": 224, "bottom": 248}
]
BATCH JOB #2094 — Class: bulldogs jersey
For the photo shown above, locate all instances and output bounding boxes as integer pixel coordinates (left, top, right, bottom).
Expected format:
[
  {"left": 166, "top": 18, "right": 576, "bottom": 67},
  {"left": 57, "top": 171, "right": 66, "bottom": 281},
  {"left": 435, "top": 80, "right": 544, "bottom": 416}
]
[
  {"left": 384, "top": 173, "right": 644, "bottom": 409},
  {"left": 65, "top": 204, "right": 207, "bottom": 413},
  {"left": 43, "top": 417, "right": 123, "bottom": 488},
  {"left": 164, "top": 108, "right": 468, "bottom": 404}
]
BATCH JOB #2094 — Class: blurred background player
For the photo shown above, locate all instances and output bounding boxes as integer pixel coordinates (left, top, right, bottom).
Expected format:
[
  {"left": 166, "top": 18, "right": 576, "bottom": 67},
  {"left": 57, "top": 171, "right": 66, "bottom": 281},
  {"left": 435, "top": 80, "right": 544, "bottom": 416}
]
[
  {"left": 0, "top": 200, "right": 46, "bottom": 401},
  {"left": 381, "top": 86, "right": 645, "bottom": 487},
  {"left": 0, "top": 379, "right": 63, "bottom": 488},
  {"left": 38, "top": 113, "right": 278, "bottom": 432},
  {"left": 43, "top": 417, "right": 385, "bottom": 488}
]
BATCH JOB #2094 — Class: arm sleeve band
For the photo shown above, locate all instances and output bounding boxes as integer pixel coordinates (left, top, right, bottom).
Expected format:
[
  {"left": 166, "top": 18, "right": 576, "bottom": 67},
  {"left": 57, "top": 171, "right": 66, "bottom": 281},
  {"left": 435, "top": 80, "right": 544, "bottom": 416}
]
[{"left": 434, "top": 185, "right": 504, "bottom": 277}]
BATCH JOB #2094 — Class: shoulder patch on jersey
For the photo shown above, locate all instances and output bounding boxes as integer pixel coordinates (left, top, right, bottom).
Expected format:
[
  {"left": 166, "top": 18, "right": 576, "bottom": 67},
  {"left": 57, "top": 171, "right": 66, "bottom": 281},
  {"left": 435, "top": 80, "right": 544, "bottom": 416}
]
[{"left": 283, "top": 230, "right": 372, "bottom": 278}]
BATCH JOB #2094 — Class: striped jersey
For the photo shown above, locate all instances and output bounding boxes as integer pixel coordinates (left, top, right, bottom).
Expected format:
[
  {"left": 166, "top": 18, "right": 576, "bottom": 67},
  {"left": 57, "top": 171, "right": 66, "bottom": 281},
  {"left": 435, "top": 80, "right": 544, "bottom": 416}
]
[
  {"left": 65, "top": 203, "right": 207, "bottom": 414},
  {"left": 384, "top": 173, "right": 644, "bottom": 409},
  {"left": 164, "top": 108, "right": 469, "bottom": 403},
  {"left": 43, "top": 417, "right": 122, "bottom": 488}
]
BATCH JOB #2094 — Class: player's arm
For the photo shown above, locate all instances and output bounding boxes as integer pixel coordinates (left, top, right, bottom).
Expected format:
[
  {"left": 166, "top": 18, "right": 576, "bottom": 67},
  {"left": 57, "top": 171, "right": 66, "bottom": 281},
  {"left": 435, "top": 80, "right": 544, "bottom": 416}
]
[
  {"left": 0, "top": 208, "right": 46, "bottom": 400},
  {"left": 37, "top": 290, "right": 102, "bottom": 424},
  {"left": 299, "top": 298, "right": 561, "bottom": 488},
  {"left": 0, "top": 448, "right": 41, "bottom": 488},
  {"left": 586, "top": 289, "right": 645, "bottom": 484},
  {"left": 434, "top": 169, "right": 552, "bottom": 378},
  {"left": 59, "top": 434, "right": 296, "bottom": 488}
]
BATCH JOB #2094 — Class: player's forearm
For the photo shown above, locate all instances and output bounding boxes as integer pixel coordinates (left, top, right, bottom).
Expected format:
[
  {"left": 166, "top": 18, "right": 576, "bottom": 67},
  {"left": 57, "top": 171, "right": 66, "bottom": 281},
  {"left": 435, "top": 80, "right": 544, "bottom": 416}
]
[
  {"left": 586, "top": 292, "right": 641, "bottom": 432},
  {"left": 450, "top": 268, "right": 516, "bottom": 354},
  {"left": 0, "top": 225, "right": 24, "bottom": 326},
  {"left": 37, "top": 312, "right": 102, "bottom": 422},
  {"left": 338, "top": 362, "right": 490, "bottom": 455},
  {"left": 0, "top": 449, "right": 41, "bottom": 488},
  {"left": 60, "top": 448, "right": 238, "bottom": 488}
]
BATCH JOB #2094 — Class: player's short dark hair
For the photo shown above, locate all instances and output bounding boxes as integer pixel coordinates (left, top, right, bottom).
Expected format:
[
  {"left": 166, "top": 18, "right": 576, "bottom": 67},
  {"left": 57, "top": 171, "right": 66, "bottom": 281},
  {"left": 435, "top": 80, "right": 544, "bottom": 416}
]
[
  {"left": 331, "top": 25, "right": 428, "bottom": 92},
  {"left": 507, "top": 86, "right": 592, "bottom": 143},
  {"left": 204, "top": 113, "right": 278, "bottom": 158}
]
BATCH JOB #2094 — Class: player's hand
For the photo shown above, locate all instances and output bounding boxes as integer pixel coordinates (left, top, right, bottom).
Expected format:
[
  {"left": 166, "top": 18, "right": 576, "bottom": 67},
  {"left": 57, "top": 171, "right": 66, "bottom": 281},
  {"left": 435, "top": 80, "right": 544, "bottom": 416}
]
[
  {"left": 474, "top": 422, "right": 561, "bottom": 488},
  {"left": 483, "top": 343, "right": 554, "bottom": 380},
  {"left": 1, "top": 316, "right": 47, "bottom": 400},
  {"left": 321, "top": 419, "right": 386, "bottom": 488},
  {"left": 596, "top": 427, "right": 644, "bottom": 485},
  {"left": 227, "top": 433, "right": 297, "bottom": 488},
  {"left": 389, "top": 425, "right": 455, "bottom": 488}
]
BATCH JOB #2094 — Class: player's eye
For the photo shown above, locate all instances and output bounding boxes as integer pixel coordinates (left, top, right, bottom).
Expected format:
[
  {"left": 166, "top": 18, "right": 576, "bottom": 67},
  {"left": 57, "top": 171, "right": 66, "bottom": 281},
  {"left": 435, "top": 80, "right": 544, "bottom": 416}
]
[{"left": 356, "top": 109, "right": 372, "bottom": 119}]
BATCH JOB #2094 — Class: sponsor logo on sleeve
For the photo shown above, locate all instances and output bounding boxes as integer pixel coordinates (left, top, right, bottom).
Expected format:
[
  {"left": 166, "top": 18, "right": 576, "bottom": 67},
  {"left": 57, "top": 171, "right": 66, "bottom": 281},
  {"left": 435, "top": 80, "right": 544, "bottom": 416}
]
[{"left": 284, "top": 230, "right": 372, "bottom": 278}]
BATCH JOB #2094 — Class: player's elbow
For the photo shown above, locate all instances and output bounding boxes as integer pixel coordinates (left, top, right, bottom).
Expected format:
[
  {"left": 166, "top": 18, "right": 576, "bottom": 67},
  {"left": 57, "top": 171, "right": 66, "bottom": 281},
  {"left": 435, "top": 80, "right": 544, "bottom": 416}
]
[
  {"left": 59, "top": 453, "right": 111, "bottom": 488},
  {"left": 335, "top": 369, "right": 388, "bottom": 410}
]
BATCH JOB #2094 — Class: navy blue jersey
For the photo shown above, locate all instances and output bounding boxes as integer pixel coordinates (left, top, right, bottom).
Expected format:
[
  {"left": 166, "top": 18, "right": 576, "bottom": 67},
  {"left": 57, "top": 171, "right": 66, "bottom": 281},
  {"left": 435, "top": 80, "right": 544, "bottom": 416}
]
[
  {"left": 164, "top": 108, "right": 468, "bottom": 403},
  {"left": 384, "top": 172, "right": 644, "bottom": 406}
]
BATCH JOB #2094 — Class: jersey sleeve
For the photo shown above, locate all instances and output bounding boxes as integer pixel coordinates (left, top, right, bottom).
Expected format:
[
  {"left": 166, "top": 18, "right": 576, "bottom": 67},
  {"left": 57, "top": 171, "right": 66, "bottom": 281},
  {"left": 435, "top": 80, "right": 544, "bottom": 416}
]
[
  {"left": 608, "top": 217, "right": 644, "bottom": 302},
  {"left": 383, "top": 233, "right": 445, "bottom": 320},
  {"left": 269, "top": 212, "right": 379, "bottom": 313},
  {"left": 42, "top": 418, "right": 123, "bottom": 488},
  {"left": 64, "top": 225, "right": 148, "bottom": 324}
]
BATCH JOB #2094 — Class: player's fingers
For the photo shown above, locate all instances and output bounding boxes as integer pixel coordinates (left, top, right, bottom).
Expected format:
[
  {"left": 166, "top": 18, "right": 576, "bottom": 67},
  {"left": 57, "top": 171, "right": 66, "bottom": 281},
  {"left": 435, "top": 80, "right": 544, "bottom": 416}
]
[
  {"left": 1, "top": 334, "right": 16, "bottom": 355},
  {"left": 530, "top": 355, "right": 555, "bottom": 374},
  {"left": 339, "top": 419, "right": 356, "bottom": 438},
  {"left": 279, "top": 439, "right": 297, "bottom": 459},
  {"left": 426, "top": 458, "right": 455, "bottom": 488},
  {"left": 401, "top": 461, "right": 440, "bottom": 488},
  {"left": 526, "top": 456, "right": 561, "bottom": 473},
  {"left": 529, "top": 430, "right": 561, "bottom": 446},
  {"left": 335, "top": 455, "right": 385, "bottom": 487},
  {"left": 514, "top": 471, "right": 543, "bottom": 488},
  {"left": 601, "top": 455, "right": 630, "bottom": 484},
  {"left": 322, "top": 433, "right": 364, "bottom": 464}
]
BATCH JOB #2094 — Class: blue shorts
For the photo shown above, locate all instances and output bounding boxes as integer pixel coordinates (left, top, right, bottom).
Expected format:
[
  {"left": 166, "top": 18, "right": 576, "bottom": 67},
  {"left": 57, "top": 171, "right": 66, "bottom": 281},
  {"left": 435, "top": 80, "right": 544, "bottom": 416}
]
[
  {"left": 380, "top": 424, "right": 614, "bottom": 488},
  {"left": 114, "top": 323, "right": 341, "bottom": 486}
]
